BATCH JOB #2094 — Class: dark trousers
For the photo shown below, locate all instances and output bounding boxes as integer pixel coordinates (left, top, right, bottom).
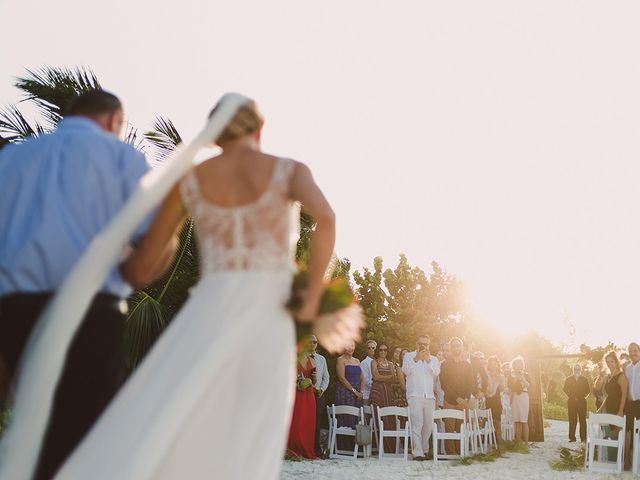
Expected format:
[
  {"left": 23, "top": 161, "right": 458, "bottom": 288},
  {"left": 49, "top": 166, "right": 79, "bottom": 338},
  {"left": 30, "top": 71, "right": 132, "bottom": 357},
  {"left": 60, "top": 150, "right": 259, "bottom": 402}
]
[
  {"left": 314, "top": 392, "right": 327, "bottom": 455},
  {"left": 567, "top": 397, "right": 587, "bottom": 441},
  {"left": 0, "top": 292, "right": 126, "bottom": 480}
]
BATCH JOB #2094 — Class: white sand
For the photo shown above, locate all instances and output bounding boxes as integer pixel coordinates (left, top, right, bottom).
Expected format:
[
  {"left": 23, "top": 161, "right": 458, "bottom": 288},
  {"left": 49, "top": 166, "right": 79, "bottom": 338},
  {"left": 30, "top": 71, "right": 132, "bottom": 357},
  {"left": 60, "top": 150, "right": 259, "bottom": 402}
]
[{"left": 281, "top": 420, "right": 632, "bottom": 479}]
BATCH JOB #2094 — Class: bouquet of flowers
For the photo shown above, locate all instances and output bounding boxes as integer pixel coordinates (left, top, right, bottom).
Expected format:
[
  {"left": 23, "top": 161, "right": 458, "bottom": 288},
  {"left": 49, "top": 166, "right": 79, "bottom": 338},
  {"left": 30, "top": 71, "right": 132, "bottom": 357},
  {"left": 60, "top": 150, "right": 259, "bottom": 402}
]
[{"left": 287, "top": 269, "right": 364, "bottom": 356}]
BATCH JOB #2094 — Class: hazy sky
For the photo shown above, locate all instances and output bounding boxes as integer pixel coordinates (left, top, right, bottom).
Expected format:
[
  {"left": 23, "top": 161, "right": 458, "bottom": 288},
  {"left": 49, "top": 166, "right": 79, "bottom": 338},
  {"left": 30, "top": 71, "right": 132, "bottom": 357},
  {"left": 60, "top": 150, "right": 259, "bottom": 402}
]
[{"left": 2, "top": 0, "right": 639, "bottom": 349}]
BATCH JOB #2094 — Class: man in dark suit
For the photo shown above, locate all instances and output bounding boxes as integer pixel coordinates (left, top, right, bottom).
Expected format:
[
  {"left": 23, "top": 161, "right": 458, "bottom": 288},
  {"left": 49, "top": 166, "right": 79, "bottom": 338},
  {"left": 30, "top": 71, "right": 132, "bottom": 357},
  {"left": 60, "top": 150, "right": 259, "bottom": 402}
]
[{"left": 563, "top": 364, "right": 590, "bottom": 442}]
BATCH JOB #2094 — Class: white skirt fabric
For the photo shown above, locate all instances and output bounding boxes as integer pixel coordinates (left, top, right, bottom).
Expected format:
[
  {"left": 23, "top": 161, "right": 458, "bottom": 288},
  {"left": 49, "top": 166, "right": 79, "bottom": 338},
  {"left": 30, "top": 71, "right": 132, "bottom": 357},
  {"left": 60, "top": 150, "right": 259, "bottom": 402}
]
[
  {"left": 55, "top": 271, "right": 296, "bottom": 480},
  {"left": 510, "top": 392, "right": 530, "bottom": 423}
]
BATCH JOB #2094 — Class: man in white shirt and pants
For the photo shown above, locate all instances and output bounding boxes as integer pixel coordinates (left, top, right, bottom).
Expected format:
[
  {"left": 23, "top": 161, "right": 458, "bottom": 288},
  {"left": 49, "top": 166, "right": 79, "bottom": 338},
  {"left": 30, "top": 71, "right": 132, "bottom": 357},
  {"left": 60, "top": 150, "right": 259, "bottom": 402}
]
[
  {"left": 402, "top": 334, "right": 441, "bottom": 461},
  {"left": 360, "top": 339, "right": 377, "bottom": 405},
  {"left": 624, "top": 342, "right": 640, "bottom": 469},
  {"left": 310, "top": 335, "right": 330, "bottom": 457}
]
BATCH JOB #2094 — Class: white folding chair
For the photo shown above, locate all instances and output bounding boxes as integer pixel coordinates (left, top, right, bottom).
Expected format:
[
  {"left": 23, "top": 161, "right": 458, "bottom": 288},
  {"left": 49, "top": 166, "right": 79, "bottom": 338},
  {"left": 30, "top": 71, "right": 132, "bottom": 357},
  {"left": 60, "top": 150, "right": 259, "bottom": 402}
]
[
  {"left": 326, "top": 405, "right": 335, "bottom": 455},
  {"left": 632, "top": 417, "right": 640, "bottom": 474},
  {"left": 476, "top": 408, "right": 498, "bottom": 453},
  {"left": 432, "top": 409, "right": 467, "bottom": 461},
  {"left": 377, "top": 406, "right": 411, "bottom": 460},
  {"left": 362, "top": 404, "right": 379, "bottom": 456},
  {"left": 584, "top": 413, "right": 625, "bottom": 474},
  {"left": 329, "top": 405, "right": 368, "bottom": 459},
  {"left": 501, "top": 404, "right": 515, "bottom": 441},
  {"left": 466, "top": 408, "right": 482, "bottom": 455}
]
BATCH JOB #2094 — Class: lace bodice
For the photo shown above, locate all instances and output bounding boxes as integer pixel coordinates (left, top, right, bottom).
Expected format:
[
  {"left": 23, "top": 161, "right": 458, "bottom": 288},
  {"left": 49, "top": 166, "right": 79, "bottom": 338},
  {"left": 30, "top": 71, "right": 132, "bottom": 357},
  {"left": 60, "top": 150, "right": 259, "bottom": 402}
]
[{"left": 180, "top": 157, "right": 300, "bottom": 274}]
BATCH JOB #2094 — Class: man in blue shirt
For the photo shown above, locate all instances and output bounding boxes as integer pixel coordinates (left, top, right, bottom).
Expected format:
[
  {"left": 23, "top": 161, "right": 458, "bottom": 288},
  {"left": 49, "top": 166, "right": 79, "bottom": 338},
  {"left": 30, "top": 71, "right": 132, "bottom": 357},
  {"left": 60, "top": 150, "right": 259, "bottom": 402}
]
[{"left": 0, "top": 90, "right": 175, "bottom": 480}]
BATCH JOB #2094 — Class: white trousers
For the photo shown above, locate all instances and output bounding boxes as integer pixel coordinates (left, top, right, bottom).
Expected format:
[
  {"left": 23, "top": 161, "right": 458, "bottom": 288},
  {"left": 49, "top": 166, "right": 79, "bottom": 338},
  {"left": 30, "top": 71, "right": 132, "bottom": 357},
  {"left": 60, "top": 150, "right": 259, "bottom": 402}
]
[{"left": 407, "top": 397, "right": 436, "bottom": 457}]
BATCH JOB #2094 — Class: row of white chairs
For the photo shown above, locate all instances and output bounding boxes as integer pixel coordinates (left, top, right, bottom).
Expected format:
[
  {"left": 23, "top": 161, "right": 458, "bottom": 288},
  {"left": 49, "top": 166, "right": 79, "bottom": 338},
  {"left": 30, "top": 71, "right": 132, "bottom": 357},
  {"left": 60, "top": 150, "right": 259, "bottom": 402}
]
[
  {"left": 582, "top": 413, "right": 640, "bottom": 475},
  {"left": 325, "top": 404, "right": 500, "bottom": 461}
]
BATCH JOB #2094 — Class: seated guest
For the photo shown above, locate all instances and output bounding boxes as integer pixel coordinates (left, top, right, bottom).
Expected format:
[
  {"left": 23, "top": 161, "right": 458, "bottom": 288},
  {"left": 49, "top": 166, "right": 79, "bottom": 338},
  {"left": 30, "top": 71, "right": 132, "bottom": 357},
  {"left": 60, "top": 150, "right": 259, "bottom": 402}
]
[
  {"left": 486, "top": 355, "right": 505, "bottom": 443},
  {"left": 509, "top": 356, "right": 530, "bottom": 443},
  {"left": 287, "top": 348, "right": 317, "bottom": 459},
  {"left": 625, "top": 342, "right": 640, "bottom": 470},
  {"left": 370, "top": 343, "right": 404, "bottom": 452},
  {"left": 439, "top": 337, "right": 475, "bottom": 454},
  {"left": 334, "top": 342, "right": 365, "bottom": 450}
]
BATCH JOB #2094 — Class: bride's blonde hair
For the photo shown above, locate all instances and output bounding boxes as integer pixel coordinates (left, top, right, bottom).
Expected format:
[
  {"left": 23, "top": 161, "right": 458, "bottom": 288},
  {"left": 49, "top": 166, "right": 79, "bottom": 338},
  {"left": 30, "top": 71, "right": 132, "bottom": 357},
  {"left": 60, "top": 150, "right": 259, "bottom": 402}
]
[{"left": 208, "top": 97, "right": 264, "bottom": 146}]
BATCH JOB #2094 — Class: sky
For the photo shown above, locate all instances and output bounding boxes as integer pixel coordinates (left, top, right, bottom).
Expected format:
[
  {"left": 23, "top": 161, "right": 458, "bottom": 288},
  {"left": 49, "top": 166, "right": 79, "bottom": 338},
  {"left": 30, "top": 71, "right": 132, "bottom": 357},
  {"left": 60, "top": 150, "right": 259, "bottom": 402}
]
[{"left": 2, "top": 0, "right": 640, "bottom": 350}]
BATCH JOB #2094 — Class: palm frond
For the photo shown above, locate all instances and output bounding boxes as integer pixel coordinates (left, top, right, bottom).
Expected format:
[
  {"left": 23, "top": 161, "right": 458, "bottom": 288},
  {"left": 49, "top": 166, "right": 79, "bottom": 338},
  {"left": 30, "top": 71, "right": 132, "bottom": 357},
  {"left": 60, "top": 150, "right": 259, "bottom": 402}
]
[
  {"left": 0, "top": 105, "right": 45, "bottom": 143},
  {"left": 124, "top": 291, "right": 169, "bottom": 370},
  {"left": 144, "top": 116, "right": 182, "bottom": 164},
  {"left": 122, "top": 122, "right": 146, "bottom": 153},
  {"left": 15, "top": 66, "right": 101, "bottom": 127}
]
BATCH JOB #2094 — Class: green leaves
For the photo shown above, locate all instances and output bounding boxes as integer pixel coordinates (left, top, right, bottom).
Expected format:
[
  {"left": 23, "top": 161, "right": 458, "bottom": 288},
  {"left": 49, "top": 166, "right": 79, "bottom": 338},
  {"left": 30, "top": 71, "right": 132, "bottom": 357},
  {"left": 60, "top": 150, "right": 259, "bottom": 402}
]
[
  {"left": 124, "top": 292, "right": 169, "bottom": 370},
  {"left": 549, "top": 446, "right": 585, "bottom": 471}
]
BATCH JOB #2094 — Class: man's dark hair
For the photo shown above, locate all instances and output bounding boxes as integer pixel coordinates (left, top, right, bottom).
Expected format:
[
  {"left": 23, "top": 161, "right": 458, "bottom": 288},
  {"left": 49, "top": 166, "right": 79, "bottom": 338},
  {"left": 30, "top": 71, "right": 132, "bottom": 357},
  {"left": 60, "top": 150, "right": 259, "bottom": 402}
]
[{"left": 67, "top": 90, "right": 122, "bottom": 116}]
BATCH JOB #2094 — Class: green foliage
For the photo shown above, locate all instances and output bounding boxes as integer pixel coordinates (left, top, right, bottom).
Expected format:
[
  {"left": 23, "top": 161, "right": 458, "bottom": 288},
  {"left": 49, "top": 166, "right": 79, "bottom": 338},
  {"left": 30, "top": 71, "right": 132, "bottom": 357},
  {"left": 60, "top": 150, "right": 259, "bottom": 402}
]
[
  {"left": 352, "top": 254, "right": 470, "bottom": 356},
  {"left": 502, "top": 440, "right": 531, "bottom": 454},
  {"left": 452, "top": 442, "right": 528, "bottom": 466},
  {"left": 0, "top": 66, "right": 100, "bottom": 148},
  {"left": 543, "top": 401, "right": 568, "bottom": 421},
  {"left": 549, "top": 446, "right": 585, "bottom": 471}
]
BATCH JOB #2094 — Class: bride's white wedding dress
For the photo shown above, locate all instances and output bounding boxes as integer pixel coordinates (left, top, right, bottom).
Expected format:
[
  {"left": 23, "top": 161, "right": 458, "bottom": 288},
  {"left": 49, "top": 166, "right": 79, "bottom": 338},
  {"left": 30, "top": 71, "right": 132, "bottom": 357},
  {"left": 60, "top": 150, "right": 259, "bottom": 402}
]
[{"left": 55, "top": 157, "right": 299, "bottom": 479}]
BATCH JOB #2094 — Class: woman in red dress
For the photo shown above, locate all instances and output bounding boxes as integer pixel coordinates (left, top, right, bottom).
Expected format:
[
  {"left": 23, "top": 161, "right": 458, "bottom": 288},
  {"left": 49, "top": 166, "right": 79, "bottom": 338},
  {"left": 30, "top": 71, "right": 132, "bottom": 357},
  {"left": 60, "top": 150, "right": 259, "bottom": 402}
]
[{"left": 286, "top": 352, "right": 317, "bottom": 459}]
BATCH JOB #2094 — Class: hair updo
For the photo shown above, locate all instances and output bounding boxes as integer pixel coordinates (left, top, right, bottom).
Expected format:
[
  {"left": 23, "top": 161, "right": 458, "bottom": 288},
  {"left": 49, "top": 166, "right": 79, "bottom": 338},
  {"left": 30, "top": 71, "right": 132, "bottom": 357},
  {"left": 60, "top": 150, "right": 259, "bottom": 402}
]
[{"left": 208, "top": 98, "right": 264, "bottom": 146}]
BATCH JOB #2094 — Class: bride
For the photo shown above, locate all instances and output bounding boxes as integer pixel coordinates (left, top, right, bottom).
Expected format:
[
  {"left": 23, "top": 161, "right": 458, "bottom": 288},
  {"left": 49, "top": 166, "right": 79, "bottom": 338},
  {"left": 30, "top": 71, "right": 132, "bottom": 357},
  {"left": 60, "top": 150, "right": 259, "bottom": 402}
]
[{"left": 54, "top": 96, "right": 350, "bottom": 479}]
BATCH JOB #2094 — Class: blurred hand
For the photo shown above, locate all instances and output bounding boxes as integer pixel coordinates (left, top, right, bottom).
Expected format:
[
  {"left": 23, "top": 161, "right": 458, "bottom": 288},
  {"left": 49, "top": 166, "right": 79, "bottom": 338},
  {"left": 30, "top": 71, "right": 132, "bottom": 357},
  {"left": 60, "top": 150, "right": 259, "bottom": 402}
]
[{"left": 313, "top": 304, "right": 365, "bottom": 354}]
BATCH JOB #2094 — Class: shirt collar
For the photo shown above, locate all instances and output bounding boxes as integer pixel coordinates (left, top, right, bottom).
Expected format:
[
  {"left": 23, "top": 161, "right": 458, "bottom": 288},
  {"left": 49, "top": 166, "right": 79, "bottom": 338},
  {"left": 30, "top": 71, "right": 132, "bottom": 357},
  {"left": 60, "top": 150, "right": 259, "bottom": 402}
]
[{"left": 58, "top": 116, "right": 105, "bottom": 134}]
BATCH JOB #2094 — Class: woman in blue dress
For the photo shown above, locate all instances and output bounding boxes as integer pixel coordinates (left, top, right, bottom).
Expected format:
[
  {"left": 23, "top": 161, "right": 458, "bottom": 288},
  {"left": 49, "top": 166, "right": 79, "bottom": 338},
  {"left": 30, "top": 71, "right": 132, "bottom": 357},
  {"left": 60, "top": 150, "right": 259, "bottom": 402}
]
[{"left": 334, "top": 342, "right": 365, "bottom": 450}]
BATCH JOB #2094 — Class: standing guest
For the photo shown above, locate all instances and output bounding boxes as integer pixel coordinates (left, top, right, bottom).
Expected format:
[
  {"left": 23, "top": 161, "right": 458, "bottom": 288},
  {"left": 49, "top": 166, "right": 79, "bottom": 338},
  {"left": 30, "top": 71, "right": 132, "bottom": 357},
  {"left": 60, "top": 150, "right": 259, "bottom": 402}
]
[
  {"left": 392, "top": 347, "right": 408, "bottom": 408},
  {"left": 287, "top": 350, "right": 317, "bottom": 459},
  {"left": 593, "top": 361, "right": 609, "bottom": 411},
  {"left": 334, "top": 342, "right": 365, "bottom": 451},
  {"left": 466, "top": 345, "right": 488, "bottom": 399},
  {"left": 485, "top": 355, "right": 505, "bottom": 443},
  {"left": 309, "top": 335, "right": 330, "bottom": 457},
  {"left": 370, "top": 343, "right": 403, "bottom": 452},
  {"left": 509, "top": 356, "right": 531, "bottom": 443},
  {"left": 401, "top": 349, "right": 410, "bottom": 366},
  {"left": 360, "top": 340, "right": 377, "bottom": 406},
  {"left": 442, "top": 342, "right": 452, "bottom": 362},
  {"left": 0, "top": 90, "right": 165, "bottom": 480},
  {"left": 598, "top": 351, "right": 627, "bottom": 418},
  {"left": 621, "top": 352, "right": 632, "bottom": 370},
  {"left": 402, "top": 335, "right": 440, "bottom": 461},
  {"left": 624, "top": 342, "right": 640, "bottom": 470},
  {"left": 563, "top": 364, "right": 590, "bottom": 443},
  {"left": 439, "top": 337, "right": 475, "bottom": 454},
  {"left": 501, "top": 362, "right": 512, "bottom": 411}
]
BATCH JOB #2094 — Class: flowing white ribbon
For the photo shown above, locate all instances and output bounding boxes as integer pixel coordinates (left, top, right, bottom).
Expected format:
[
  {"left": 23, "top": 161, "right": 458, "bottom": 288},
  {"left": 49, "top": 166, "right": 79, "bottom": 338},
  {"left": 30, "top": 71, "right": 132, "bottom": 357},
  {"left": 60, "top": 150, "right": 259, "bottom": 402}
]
[{"left": 0, "top": 93, "right": 251, "bottom": 480}]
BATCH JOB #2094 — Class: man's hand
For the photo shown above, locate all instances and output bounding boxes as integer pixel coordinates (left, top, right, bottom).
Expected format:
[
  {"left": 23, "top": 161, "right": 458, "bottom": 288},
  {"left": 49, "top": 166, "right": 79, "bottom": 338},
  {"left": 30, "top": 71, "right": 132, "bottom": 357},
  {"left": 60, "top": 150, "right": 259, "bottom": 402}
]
[{"left": 415, "top": 350, "right": 429, "bottom": 362}]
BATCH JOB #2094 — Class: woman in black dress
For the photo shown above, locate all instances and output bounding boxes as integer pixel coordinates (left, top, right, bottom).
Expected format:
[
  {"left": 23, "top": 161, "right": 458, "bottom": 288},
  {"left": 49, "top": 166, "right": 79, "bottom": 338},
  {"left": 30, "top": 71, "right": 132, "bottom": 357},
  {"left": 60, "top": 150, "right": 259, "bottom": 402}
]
[
  {"left": 598, "top": 351, "right": 628, "bottom": 440},
  {"left": 485, "top": 355, "right": 505, "bottom": 443}
]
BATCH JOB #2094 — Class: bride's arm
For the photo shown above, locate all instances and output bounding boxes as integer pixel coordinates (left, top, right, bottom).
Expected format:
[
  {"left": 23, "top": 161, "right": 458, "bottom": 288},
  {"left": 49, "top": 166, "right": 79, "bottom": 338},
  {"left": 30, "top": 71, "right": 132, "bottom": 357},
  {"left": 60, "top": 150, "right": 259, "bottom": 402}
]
[
  {"left": 121, "top": 184, "right": 186, "bottom": 289},
  {"left": 289, "top": 161, "right": 336, "bottom": 322}
]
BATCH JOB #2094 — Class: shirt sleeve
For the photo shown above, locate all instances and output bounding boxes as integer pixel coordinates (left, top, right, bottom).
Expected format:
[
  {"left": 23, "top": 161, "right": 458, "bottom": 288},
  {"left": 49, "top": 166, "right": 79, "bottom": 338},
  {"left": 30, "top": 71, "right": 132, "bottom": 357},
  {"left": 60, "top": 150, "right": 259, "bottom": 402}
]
[
  {"left": 429, "top": 356, "right": 441, "bottom": 377},
  {"left": 320, "top": 357, "right": 330, "bottom": 393},
  {"left": 363, "top": 360, "right": 373, "bottom": 389},
  {"left": 402, "top": 353, "right": 413, "bottom": 376}
]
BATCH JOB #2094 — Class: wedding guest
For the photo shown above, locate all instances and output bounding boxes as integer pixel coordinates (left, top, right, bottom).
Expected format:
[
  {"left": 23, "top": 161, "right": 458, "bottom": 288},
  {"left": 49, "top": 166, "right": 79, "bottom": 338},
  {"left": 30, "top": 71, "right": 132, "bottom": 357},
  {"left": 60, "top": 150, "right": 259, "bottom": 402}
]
[
  {"left": 466, "top": 344, "right": 488, "bottom": 399},
  {"left": 370, "top": 343, "right": 403, "bottom": 452},
  {"left": 593, "top": 361, "right": 608, "bottom": 411},
  {"left": 400, "top": 349, "right": 410, "bottom": 366},
  {"left": 598, "top": 352, "right": 627, "bottom": 420},
  {"left": 402, "top": 335, "right": 440, "bottom": 461},
  {"left": 360, "top": 340, "right": 377, "bottom": 406},
  {"left": 334, "top": 342, "right": 365, "bottom": 450},
  {"left": 563, "top": 364, "right": 590, "bottom": 442},
  {"left": 392, "top": 347, "right": 408, "bottom": 408},
  {"left": 439, "top": 337, "right": 474, "bottom": 454},
  {"left": 486, "top": 355, "right": 505, "bottom": 443},
  {"left": 309, "top": 335, "right": 330, "bottom": 457},
  {"left": 501, "top": 362, "right": 512, "bottom": 410},
  {"left": 287, "top": 350, "right": 317, "bottom": 459},
  {"left": 509, "top": 356, "right": 530, "bottom": 443},
  {"left": 624, "top": 342, "right": 640, "bottom": 469},
  {"left": 0, "top": 90, "right": 167, "bottom": 480}
]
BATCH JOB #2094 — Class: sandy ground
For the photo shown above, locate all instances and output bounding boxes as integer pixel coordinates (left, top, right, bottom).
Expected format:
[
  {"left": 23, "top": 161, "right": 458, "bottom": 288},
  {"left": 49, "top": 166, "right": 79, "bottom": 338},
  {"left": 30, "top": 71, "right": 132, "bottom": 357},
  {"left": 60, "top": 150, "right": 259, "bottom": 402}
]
[{"left": 281, "top": 420, "right": 632, "bottom": 479}]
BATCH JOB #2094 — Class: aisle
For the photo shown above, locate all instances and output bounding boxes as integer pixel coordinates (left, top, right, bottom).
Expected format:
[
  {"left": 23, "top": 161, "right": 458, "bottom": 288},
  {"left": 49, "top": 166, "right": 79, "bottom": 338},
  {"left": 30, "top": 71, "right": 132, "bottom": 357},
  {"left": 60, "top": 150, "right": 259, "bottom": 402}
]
[{"left": 281, "top": 420, "right": 632, "bottom": 479}]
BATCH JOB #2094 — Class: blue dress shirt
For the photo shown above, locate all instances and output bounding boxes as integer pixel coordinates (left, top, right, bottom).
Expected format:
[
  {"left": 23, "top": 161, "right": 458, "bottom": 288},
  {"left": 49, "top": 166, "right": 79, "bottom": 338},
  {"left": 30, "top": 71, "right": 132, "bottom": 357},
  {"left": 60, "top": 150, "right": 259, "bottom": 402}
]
[{"left": 0, "top": 117, "right": 151, "bottom": 298}]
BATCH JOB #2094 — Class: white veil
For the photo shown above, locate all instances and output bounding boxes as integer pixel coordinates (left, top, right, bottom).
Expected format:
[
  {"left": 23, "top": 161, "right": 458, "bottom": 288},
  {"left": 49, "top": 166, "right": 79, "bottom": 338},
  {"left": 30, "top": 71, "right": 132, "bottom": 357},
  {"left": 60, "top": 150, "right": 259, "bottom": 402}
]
[{"left": 0, "top": 93, "right": 251, "bottom": 480}]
